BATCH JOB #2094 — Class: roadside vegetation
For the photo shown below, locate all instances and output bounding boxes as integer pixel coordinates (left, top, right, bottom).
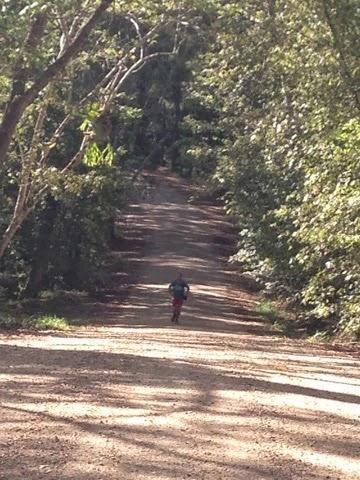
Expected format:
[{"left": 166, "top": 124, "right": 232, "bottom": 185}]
[
  {"left": 0, "top": 312, "right": 69, "bottom": 331},
  {"left": 0, "top": 1, "right": 359, "bottom": 339}
]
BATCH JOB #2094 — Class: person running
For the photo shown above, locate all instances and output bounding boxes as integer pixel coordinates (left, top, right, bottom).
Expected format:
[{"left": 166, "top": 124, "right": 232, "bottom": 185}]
[{"left": 168, "top": 273, "right": 190, "bottom": 323}]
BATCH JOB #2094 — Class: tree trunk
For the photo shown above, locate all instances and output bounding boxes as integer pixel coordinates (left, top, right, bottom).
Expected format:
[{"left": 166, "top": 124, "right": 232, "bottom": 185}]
[
  {"left": 0, "top": 213, "right": 26, "bottom": 259},
  {"left": 6, "top": 13, "right": 48, "bottom": 109},
  {"left": 63, "top": 237, "right": 82, "bottom": 290}
]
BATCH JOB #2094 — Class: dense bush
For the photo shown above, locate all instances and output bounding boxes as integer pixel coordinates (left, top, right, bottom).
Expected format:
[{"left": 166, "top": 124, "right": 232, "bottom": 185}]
[
  {"left": 177, "top": 0, "right": 360, "bottom": 338},
  {"left": 0, "top": 165, "right": 126, "bottom": 296}
]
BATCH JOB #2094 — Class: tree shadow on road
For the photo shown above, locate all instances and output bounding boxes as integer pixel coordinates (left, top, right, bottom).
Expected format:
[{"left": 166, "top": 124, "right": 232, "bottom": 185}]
[{"left": 0, "top": 342, "right": 359, "bottom": 479}]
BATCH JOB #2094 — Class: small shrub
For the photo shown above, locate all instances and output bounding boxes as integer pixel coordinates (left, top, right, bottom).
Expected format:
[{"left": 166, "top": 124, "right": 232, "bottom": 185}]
[
  {"left": 253, "top": 300, "right": 279, "bottom": 323},
  {"left": 28, "top": 315, "right": 69, "bottom": 331},
  {"left": 0, "top": 312, "right": 70, "bottom": 331},
  {"left": 337, "top": 315, "right": 360, "bottom": 340}
]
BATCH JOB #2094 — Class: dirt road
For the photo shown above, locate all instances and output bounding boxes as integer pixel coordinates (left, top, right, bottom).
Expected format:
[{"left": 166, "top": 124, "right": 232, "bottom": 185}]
[{"left": 0, "top": 170, "right": 359, "bottom": 480}]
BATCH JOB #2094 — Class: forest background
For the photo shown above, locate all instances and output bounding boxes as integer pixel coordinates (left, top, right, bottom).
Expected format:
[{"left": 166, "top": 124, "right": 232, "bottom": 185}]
[{"left": 0, "top": 0, "right": 359, "bottom": 339}]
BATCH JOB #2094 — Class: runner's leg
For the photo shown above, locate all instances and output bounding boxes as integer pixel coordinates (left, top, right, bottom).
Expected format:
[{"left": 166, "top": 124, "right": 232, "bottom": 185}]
[
  {"left": 171, "top": 298, "right": 178, "bottom": 322},
  {"left": 171, "top": 299, "right": 183, "bottom": 324},
  {"left": 174, "top": 303, "right": 182, "bottom": 323}
]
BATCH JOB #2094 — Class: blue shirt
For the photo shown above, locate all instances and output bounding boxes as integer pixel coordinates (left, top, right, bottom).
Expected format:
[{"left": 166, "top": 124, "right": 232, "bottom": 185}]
[{"left": 170, "top": 280, "right": 190, "bottom": 299}]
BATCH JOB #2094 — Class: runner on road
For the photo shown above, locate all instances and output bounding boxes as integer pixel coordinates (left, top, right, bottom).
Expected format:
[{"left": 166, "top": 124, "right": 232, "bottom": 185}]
[{"left": 169, "top": 273, "right": 190, "bottom": 324}]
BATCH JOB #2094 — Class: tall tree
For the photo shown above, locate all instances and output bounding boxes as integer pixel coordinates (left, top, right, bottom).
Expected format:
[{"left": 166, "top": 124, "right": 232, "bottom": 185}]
[{"left": 0, "top": 1, "right": 191, "bottom": 259}]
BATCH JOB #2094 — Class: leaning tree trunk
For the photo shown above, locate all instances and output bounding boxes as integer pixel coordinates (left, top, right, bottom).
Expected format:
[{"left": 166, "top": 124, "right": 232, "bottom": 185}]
[{"left": 0, "top": 213, "right": 27, "bottom": 259}]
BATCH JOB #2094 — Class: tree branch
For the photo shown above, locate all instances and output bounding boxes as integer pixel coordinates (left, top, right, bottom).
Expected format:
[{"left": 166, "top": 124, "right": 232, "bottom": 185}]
[
  {"left": 0, "top": 14, "right": 183, "bottom": 260},
  {"left": 0, "top": 0, "right": 114, "bottom": 166},
  {"left": 6, "top": 12, "right": 48, "bottom": 106}
]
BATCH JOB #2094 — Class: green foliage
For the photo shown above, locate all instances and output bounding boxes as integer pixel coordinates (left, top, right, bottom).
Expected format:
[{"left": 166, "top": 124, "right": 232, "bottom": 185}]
[
  {"left": 338, "top": 316, "right": 360, "bottom": 340},
  {"left": 0, "top": 165, "right": 126, "bottom": 294},
  {"left": 178, "top": 0, "right": 360, "bottom": 338},
  {"left": 307, "top": 330, "right": 333, "bottom": 343},
  {"left": 0, "top": 312, "right": 68, "bottom": 331},
  {"left": 83, "top": 143, "right": 114, "bottom": 167},
  {"left": 253, "top": 300, "right": 279, "bottom": 323},
  {"left": 1, "top": 0, "right": 359, "bottom": 340},
  {"left": 27, "top": 315, "right": 69, "bottom": 331},
  {"left": 1, "top": 0, "right": 194, "bottom": 296},
  {"left": 35, "top": 168, "right": 125, "bottom": 291}
]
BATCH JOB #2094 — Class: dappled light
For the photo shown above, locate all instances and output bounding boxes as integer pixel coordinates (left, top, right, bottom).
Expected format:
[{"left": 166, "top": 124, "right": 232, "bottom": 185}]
[
  {"left": 1, "top": 0, "right": 359, "bottom": 477},
  {"left": 1, "top": 171, "right": 359, "bottom": 479}
]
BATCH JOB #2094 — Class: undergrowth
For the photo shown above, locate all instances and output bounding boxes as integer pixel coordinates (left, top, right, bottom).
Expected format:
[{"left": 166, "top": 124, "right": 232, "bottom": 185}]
[
  {"left": 0, "top": 313, "right": 69, "bottom": 331},
  {"left": 253, "top": 300, "right": 296, "bottom": 336},
  {"left": 253, "top": 300, "right": 279, "bottom": 323}
]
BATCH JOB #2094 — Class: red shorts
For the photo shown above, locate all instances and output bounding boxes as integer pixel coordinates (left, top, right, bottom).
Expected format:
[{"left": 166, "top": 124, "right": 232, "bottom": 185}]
[{"left": 172, "top": 298, "right": 183, "bottom": 309}]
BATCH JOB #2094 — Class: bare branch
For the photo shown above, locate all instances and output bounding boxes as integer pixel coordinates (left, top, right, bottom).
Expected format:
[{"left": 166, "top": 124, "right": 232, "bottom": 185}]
[
  {"left": 61, "top": 134, "right": 92, "bottom": 173},
  {"left": 15, "top": 133, "right": 26, "bottom": 164},
  {"left": 116, "top": 51, "right": 176, "bottom": 86},
  {"left": 39, "top": 61, "right": 122, "bottom": 165},
  {"left": 0, "top": 13, "right": 184, "bottom": 259},
  {"left": 57, "top": 15, "right": 71, "bottom": 57},
  {"left": 127, "top": 14, "right": 144, "bottom": 60},
  {"left": 0, "top": 0, "right": 114, "bottom": 166}
]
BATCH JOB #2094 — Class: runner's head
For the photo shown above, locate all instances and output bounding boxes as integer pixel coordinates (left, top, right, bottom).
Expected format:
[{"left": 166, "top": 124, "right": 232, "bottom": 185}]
[{"left": 177, "top": 272, "right": 183, "bottom": 281}]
